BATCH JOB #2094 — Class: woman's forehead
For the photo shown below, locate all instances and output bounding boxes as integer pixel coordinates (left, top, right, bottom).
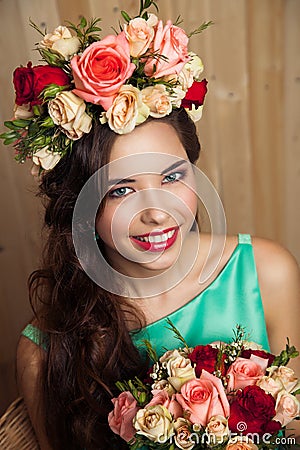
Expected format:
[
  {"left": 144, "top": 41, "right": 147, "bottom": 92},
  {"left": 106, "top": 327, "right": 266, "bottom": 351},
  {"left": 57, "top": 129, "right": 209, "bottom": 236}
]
[{"left": 108, "top": 120, "right": 188, "bottom": 163}]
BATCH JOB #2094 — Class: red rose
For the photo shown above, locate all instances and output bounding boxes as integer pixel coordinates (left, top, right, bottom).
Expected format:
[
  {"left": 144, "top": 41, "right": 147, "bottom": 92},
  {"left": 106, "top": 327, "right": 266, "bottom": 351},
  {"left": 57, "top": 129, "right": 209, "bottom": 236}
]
[
  {"left": 228, "top": 385, "right": 278, "bottom": 435},
  {"left": 13, "top": 62, "right": 70, "bottom": 106},
  {"left": 181, "top": 79, "right": 208, "bottom": 110},
  {"left": 189, "top": 344, "right": 221, "bottom": 377},
  {"left": 241, "top": 349, "right": 275, "bottom": 367}
]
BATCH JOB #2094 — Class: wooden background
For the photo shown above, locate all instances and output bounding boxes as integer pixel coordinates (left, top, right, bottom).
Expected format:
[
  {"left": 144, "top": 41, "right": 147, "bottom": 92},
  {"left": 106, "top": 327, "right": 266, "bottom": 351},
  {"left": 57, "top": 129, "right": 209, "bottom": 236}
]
[{"left": 0, "top": 0, "right": 299, "bottom": 414}]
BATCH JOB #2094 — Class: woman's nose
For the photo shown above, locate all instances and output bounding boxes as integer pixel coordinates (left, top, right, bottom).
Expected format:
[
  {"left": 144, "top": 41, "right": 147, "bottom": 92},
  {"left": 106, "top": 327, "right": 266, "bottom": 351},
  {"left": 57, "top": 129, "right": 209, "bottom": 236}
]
[{"left": 140, "top": 208, "right": 170, "bottom": 225}]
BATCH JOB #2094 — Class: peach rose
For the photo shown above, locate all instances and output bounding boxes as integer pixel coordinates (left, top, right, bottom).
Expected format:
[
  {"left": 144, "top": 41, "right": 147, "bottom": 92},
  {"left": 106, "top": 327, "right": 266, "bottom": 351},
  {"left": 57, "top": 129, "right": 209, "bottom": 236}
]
[
  {"left": 144, "top": 20, "right": 189, "bottom": 78},
  {"left": 148, "top": 390, "right": 183, "bottom": 419},
  {"left": 273, "top": 390, "right": 300, "bottom": 426},
  {"left": 142, "top": 84, "right": 172, "bottom": 118},
  {"left": 71, "top": 33, "right": 135, "bottom": 110},
  {"left": 174, "top": 418, "right": 195, "bottom": 450},
  {"left": 108, "top": 391, "right": 139, "bottom": 442},
  {"left": 40, "top": 26, "right": 80, "bottom": 59},
  {"left": 226, "top": 436, "right": 258, "bottom": 450},
  {"left": 134, "top": 404, "right": 174, "bottom": 443},
  {"left": 124, "top": 15, "right": 157, "bottom": 57},
  {"left": 226, "top": 356, "right": 267, "bottom": 392},
  {"left": 268, "top": 366, "right": 300, "bottom": 394},
  {"left": 32, "top": 147, "right": 61, "bottom": 170},
  {"left": 106, "top": 85, "right": 149, "bottom": 134},
  {"left": 205, "top": 415, "right": 229, "bottom": 446},
  {"left": 48, "top": 91, "right": 92, "bottom": 139},
  {"left": 176, "top": 370, "right": 230, "bottom": 426}
]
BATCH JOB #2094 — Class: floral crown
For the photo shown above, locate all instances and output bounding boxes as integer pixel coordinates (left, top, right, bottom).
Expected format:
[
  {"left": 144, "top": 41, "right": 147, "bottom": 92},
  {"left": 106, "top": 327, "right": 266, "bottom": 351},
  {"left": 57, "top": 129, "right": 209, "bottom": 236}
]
[{"left": 0, "top": 1, "right": 210, "bottom": 172}]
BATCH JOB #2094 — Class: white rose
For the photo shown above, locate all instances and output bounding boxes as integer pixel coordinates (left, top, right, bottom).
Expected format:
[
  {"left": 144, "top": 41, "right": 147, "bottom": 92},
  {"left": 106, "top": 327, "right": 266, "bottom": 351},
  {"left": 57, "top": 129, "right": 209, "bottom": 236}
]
[
  {"left": 185, "top": 105, "right": 204, "bottom": 122},
  {"left": 106, "top": 85, "right": 149, "bottom": 134},
  {"left": 32, "top": 147, "right": 61, "bottom": 171},
  {"left": 166, "top": 354, "right": 196, "bottom": 391},
  {"left": 256, "top": 375, "right": 284, "bottom": 398},
  {"left": 268, "top": 366, "right": 300, "bottom": 393},
  {"left": 40, "top": 25, "right": 80, "bottom": 59},
  {"left": 151, "top": 379, "right": 176, "bottom": 396},
  {"left": 133, "top": 405, "right": 174, "bottom": 443},
  {"left": 13, "top": 103, "right": 34, "bottom": 120},
  {"left": 48, "top": 91, "right": 92, "bottom": 139},
  {"left": 185, "top": 52, "right": 204, "bottom": 81}
]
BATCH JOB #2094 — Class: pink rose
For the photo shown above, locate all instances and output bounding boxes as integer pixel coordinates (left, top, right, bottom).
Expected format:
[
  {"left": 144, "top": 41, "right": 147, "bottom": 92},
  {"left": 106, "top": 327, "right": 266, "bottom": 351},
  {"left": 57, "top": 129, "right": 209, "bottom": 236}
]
[
  {"left": 124, "top": 16, "right": 157, "bottom": 57},
  {"left": 144, "top": 20, "right": 189, "bottom": 78},
  {"left": 176, "top": 370, "right": 230, "bottom": 426},
  {"left": 108, "top": 391, "right": 139, "bottom": 442},
  {"left": 71, "top": 33, "right": 135, "bottom": 110},
  {"left": 148, "top": 390, "right": 183, "bottom": 419},
  {"left": 226, "top": 356, "right": 267, "bottom": 393}
]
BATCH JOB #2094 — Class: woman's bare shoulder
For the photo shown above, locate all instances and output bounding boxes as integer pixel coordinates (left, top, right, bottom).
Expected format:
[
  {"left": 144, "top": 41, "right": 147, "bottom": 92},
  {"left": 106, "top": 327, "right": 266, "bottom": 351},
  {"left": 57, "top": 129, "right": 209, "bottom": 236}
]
[
  {"left": 251, "top": 236, "right": 300, "bottom": 294},
  {"left": 16, "top": 332, "right": 46, "bottom": 395}
]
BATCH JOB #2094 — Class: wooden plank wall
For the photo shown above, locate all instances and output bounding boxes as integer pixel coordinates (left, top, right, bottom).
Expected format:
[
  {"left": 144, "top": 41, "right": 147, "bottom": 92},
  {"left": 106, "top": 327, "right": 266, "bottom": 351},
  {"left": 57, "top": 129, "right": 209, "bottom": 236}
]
[{"left": 0, "top": 0, "right": 299, "bottom": 413}]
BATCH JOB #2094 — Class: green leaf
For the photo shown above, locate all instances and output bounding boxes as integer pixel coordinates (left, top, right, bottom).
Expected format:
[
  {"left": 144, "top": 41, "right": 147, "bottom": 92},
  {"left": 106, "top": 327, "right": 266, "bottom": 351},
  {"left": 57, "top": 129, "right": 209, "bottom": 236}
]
[
  {"left": 188, "top": 20, "right": 214, "bottom": 38},
  {"left": 165, "top": 318, "right": 189, "bottom": 348},
  {"left": 121, "top": 10, "right": 131, "bottom": 23},
  {"left": 12, "top": 119, "right": 31, "bottom": 128},
  {"left": 3, "top": 137, "right": 18, "bottom": 145},
  {"left": 80, "top": 16, "right": 87, "bottom": 28}
]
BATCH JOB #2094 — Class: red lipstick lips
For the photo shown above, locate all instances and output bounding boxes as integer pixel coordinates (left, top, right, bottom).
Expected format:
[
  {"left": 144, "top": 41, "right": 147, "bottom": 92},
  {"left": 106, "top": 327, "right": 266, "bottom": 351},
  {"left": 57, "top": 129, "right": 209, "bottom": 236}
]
[{"left": 130, "top": 226, "right": 179, "bottom": 252}]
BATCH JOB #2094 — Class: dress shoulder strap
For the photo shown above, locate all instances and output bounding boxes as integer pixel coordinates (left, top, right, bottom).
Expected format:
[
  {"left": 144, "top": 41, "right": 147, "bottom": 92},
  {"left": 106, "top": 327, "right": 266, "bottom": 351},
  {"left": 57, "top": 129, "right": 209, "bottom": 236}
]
[
  {"left": 238, "top": 233, "right": 252, "bottom": 245},
  {"left": 21, "top": 323, "right": 48, "bottom": 351}
]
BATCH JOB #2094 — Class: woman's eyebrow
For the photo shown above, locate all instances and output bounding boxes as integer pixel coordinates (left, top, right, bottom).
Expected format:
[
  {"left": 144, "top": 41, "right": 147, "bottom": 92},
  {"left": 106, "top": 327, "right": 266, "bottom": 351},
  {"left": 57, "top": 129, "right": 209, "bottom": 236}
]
[
  {"left": 161, "top": 160, "right": 188, "bottom": 175},
  {"left": 108, "top": 160, "right": 189, "bottom": 187}
]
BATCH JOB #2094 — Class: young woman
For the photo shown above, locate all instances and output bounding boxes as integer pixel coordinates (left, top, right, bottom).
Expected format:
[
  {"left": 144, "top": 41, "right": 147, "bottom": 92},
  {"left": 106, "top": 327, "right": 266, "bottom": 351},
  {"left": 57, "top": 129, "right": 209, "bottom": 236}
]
[
  {"left": 16, "top": 110, "right": 300, "bottom": 449},
  {"left": 2, "top": 4, "right": 298, "bottom": 449}
]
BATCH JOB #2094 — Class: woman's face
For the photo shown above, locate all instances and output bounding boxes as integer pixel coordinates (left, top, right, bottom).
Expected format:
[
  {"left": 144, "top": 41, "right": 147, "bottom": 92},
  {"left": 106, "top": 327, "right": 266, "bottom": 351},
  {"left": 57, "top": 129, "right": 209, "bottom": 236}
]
[{"left": 96, "top": 120, "right": 198, "bottom": 276}]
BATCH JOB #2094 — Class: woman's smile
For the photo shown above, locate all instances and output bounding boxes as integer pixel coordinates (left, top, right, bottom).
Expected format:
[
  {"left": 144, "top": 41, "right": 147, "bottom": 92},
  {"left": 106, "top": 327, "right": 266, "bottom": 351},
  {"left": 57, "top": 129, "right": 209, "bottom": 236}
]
[{"left": 130, "top": 226, "right": 179, "bottom": 252}]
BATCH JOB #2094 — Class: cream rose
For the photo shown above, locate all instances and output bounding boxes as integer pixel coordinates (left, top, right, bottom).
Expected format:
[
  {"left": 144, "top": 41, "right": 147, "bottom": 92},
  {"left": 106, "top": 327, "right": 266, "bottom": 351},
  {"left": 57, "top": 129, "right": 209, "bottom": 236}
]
[
  {"left": 48, "top": 91, "right": 92, "bottom": 140},
  {"left": 141, "top": 85, "right": 172, "bottom": 118},
  {"left": 124, "top": 15, "right": 157, "bottom": 57},
  {"left": 166, "top": 353, "right": 196, "bottom": 392},
  {"left": 151, "top": 379, "right": 176, "bottom": 396},
  {"left": 106, "top": 85, "right": 149, "bottom": 134},
  {"left": 40, "top": 25, "right": 80, "bottom": 59},
  {"left": 174, "top": 418, "right": 195, "bottom": 450},
  {"left": 133, "top": 405, "right": 174, "bottom": 443},
  {"left": 185, "top": 104, "right": 204, "bottom": 122},
  {"left": 205, "top": 415, "right": 229, "bottom": 446},
  {"left": 273, "top": 390, "right": 300, "bottom": 426},
  {"left": 32, "top": 147, "right": 61, "bottom": 170},
  {"left": 13, "top": 103, "right": 34, "bottom": 120},
  {"left": 226, "top": 436, "right": 258, "bottom": 450},
  {"left": 256, "top": 375, "right": 284, "bottom": 398},
  {"left": 268, "top": 366, "right": 300, "bottom": 394},
  {"left": 184, "top": 52, "right": 204, "bottom": 81}
]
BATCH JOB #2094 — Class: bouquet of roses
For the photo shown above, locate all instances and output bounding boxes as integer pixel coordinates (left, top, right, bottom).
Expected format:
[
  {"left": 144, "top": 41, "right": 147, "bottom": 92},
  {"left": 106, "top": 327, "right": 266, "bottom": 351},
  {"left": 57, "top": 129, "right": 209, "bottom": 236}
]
[
  {"left": 0, "top": 0, "right": 210, "bottom": 173},
  {"left": 108, "top": 321, "right": 300, "bottom": 449}
]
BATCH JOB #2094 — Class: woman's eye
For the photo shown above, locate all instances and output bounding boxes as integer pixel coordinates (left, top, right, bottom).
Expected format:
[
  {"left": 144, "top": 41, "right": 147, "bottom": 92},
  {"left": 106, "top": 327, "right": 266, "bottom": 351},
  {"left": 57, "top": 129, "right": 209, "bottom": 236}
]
[
  {"left": 162, "top": 171, "right": 184, "bottom": 184},
  {"left": 108, "top": 187, "right": 133, "bottom": 198}
]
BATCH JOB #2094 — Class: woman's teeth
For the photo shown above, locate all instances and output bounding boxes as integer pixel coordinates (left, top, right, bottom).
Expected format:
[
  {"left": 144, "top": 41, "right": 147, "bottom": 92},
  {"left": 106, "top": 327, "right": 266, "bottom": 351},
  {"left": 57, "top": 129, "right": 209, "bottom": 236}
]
[{"left": 134, "top": 229, "right": 175, "bottom": 243}]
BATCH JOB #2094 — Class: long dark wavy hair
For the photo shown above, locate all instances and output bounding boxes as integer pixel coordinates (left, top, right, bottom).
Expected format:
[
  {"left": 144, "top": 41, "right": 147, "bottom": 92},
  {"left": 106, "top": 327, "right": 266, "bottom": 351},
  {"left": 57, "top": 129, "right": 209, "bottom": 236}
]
[{"left": 29, "top": 108, "right": 201, "bottom": 449}]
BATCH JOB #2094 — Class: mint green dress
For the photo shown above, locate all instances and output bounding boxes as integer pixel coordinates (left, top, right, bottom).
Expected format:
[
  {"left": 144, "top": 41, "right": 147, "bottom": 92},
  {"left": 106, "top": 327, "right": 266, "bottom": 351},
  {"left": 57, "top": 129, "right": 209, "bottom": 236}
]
[
  {"left": 21, "top": 234, "right": 270, "bottom": 449},
  {"left": 22, "top": 233, "right": 270, "bottom": 353}
]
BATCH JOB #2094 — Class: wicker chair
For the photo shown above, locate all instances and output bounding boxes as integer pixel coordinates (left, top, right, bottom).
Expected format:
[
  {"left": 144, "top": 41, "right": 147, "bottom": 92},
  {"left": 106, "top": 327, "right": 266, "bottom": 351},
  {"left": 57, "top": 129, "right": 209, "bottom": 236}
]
[{"left": 0, "top": 397, "right": 39, "bottom": 449}]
